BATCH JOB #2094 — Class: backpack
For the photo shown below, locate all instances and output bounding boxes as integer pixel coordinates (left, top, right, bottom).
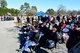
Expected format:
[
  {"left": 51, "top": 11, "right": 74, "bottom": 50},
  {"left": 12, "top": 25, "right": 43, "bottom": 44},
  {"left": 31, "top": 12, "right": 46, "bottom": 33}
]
[{"left": 47, "top": 40, "right": 55, "bottom": 49}]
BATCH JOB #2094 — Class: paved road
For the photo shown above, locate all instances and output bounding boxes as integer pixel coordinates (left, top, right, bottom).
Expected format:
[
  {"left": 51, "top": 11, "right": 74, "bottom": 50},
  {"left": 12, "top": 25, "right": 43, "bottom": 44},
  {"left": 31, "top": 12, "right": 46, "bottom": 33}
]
[
  {"left": 0, "top": 21, "right": 68, "bottom": 53},
  {"left": 0, "top": 21, "right": 19, "bottom": 53}
]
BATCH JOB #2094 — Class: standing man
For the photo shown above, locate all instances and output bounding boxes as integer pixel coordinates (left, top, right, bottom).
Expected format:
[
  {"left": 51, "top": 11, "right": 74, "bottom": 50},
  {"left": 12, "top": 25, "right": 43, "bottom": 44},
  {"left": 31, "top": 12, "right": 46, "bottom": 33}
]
[
  {"left": 26, "top": 17, "right": 30, "bottom": 23},
  {"left": 56, "top": 16, "right": 60, "bottom": 22},
  {"left": 32, "top": 17, "right": 34, "bottom": 25}
]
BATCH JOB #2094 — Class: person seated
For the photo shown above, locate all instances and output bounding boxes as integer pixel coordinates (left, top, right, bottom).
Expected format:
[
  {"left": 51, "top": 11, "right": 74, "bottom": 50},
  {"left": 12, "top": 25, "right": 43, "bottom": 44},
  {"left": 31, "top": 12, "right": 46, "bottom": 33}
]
[
  {"left": 50, "top": 28, "right": 58, "bottom": 48},
  {"left": 61, "top": 20, "right": 66, "bottom": 29},
  {"left": 21, "top": 29, "right": 39, "bottom": 52},
  {"left": 21, "top": 39, "right": 37, "bottom": 52}
]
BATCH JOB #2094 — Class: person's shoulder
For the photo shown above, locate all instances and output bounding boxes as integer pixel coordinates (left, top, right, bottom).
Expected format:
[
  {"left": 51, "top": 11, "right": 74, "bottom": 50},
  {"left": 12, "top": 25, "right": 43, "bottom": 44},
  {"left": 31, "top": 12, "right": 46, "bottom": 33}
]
[{"left": 69, "top": 42, "right": 80, "bottom": 53}]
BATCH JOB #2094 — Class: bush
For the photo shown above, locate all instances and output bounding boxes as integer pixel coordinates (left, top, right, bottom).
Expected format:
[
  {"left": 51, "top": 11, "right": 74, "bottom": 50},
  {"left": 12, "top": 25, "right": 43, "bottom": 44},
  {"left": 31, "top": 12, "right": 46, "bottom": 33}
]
[{"left": 0, "top": 7, "right": 20, "bottom": 16}]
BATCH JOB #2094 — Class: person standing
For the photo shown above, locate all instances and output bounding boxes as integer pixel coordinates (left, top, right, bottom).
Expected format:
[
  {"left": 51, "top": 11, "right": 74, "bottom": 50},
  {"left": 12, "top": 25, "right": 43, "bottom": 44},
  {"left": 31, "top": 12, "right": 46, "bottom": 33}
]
[
  {"left": 17, "top": 17, "right": 21, "bottom": 27},
  {"left": 56, "top": 16, "right": 60, "bottom": 22},
  {"left": 32, "top": 17, "right": 34, "bottom": 25},
  {"left": 26, "top": 17, "right": 30, "bottom": 23},
  {"left": 1, "top": 16, "right": 3, "bottom": 21},
  {"left": 21, "top": 17, "right": 25, "bottom": 27}
]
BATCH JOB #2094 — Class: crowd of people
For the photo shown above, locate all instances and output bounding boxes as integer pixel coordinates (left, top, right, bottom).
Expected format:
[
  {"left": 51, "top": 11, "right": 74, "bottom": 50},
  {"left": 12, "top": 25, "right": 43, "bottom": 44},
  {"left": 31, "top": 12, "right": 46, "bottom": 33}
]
[
  {"left": 17, "top": 15, "right": 80, "bottom": 53},
  {"left": 0, "top": 16, "right": 14, "bottom": 21}
]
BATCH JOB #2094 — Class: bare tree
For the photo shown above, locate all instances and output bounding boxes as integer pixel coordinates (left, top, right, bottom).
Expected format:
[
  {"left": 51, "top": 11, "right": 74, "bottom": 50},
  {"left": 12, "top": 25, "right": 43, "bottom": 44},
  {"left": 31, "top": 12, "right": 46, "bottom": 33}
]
[
  {"left": 77, "top": 10, "right": 80, "bottom": 15},
  {"left": 57, "top": 5, "right": 66, "bottom": 16},
  {"left": 67, "top": 10, "right": 72, "bottom": 16},
  {"left": 72, "top": 10, "right": 77, "bottom": 16},
  {"left": 67, "top": 10, "right": 78, "bottom": 16}
]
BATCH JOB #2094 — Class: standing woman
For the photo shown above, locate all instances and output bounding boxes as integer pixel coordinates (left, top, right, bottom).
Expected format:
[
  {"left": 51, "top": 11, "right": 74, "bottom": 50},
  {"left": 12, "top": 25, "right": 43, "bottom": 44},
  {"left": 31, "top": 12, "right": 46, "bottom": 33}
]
[{"left": 17, "top": 17, "right": 21, "bottom": 27}]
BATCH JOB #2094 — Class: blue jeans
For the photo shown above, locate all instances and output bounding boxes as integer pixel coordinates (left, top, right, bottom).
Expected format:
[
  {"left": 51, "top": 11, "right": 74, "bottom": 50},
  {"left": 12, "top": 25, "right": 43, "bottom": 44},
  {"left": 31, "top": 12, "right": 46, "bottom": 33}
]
[{"left": 21, "top": 40, "right": 36, "bottom": 51}]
